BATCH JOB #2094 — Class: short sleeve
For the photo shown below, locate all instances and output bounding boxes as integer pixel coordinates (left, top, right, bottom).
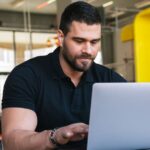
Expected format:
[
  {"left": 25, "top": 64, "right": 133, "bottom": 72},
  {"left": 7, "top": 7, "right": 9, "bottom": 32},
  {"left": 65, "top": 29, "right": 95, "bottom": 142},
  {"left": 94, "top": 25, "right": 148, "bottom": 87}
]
[{"left": 2, "top": 64, "right": 39, "bottom": 111}]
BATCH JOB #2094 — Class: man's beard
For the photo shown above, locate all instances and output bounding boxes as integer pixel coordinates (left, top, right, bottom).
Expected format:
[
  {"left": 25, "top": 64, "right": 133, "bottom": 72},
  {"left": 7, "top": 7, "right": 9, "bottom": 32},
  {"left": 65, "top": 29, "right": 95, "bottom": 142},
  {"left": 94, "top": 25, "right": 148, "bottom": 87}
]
[{"left": 62, "top": 43, "right": 94, "bottom": 72}]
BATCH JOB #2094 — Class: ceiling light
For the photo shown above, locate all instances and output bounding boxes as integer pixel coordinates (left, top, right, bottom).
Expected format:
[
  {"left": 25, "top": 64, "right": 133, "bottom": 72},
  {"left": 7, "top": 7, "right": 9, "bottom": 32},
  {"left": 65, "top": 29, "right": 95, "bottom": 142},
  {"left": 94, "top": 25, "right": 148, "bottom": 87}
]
[
  {"left": 135, "top": 1, "right": 150, "bottom": 8},
  {"left": 47, "top": 0, "right": 56, "bottom": 4},
  {"left": 102, "top": 1, "right": 114, "bottom": 8},
  {"left": 11, "top": 0, "right": 24, "bottom": 7},
  {"left": 36, "top": 0, "right": 56, "bottom": 9},
  {"left": 14, "top": 1, "right": 24, "bottom": 7},
  {"left": 109, "top": 11, "right": 125, "bottom": 18},
  {"left": 37, "top": 2, "right": 49, "bottom": 9}
]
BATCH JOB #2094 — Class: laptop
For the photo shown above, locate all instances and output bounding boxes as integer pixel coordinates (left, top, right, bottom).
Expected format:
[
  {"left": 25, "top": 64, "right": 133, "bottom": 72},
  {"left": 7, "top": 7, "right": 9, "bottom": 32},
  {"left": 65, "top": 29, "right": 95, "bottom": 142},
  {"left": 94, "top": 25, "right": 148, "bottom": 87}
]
[{"left": 87, "top": 83, "right": 150, "bottom": 150}]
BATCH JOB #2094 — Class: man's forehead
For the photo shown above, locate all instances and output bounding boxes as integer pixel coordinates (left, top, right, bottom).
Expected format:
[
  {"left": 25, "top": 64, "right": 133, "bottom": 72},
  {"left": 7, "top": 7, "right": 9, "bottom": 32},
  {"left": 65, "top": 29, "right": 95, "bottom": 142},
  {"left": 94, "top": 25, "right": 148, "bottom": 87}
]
[
  {"left": 66, "top": 21, "right": 101, "bottom": 39},
  {"left": 69, "top": 21, "right": 101, "bottom": 29},
  {"left": 67, "top": 21, "right": 100, "bottom": 32}
]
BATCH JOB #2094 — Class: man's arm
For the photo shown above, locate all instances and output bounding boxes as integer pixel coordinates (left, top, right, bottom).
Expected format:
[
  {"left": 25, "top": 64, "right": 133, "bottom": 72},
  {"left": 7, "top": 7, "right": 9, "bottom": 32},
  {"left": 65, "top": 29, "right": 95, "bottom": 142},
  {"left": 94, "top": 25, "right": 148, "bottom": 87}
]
[
  {"left": 2, "top": 108, "right": 88, "bottom": 150},
  {"left": 2, "top": 108, "right": 54, "bottom": 150}
]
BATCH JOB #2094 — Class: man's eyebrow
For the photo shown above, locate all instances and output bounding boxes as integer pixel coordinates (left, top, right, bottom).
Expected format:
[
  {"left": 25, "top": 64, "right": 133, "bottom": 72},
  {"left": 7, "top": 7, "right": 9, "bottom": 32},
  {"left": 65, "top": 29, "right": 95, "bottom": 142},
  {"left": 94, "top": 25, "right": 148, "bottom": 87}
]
[
  {"left": 72, "top": 37, "right": 101, "bottom": 41},
  {"left": 91, "top": 38, "right": 101, "bottom": 41},
  {"left": 72, "top": 37, "right": 86, "bottom": 40}
]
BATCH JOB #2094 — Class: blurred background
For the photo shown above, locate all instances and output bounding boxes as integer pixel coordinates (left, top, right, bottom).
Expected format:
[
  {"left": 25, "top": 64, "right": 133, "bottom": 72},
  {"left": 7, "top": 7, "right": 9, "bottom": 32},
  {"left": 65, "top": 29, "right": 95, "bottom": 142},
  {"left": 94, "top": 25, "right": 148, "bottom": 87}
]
[{"left": 0, "top": 0, "right": 150, "bottom": 120}]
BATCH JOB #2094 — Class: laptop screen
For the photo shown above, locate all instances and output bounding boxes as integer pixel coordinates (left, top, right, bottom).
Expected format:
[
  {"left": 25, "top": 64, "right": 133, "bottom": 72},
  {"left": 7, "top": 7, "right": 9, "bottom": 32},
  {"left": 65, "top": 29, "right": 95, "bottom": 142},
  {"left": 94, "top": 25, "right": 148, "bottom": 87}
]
[{"left": 87, "top": 83, "right": 150, "bottom": 150}]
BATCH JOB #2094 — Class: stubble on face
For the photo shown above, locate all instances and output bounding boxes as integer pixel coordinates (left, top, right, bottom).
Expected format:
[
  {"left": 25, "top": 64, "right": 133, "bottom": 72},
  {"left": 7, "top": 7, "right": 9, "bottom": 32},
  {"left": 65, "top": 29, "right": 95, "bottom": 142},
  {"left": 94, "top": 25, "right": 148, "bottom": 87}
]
[{"left": 62, "top": 41, "right": 94, "bottom": 72}]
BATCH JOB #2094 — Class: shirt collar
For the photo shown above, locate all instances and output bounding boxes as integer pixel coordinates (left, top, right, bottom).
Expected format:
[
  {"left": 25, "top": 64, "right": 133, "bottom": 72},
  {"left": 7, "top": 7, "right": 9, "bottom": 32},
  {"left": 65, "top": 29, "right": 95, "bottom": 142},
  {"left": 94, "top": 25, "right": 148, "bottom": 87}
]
[{"left": 82, "top": 65, "right": 94, "bottom": 83}]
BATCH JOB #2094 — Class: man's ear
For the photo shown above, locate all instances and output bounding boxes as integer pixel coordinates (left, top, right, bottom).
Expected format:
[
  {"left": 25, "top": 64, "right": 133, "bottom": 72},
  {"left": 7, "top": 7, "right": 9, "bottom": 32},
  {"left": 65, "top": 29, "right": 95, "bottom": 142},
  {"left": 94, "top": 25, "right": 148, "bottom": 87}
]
[{"left": 57, "top": 30, "right": 64, "bottom": 47}]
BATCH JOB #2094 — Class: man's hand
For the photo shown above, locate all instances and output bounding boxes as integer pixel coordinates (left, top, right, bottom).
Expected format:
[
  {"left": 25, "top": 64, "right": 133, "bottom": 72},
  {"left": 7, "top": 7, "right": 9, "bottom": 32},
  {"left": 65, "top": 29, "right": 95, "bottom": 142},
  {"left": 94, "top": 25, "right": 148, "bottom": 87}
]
[{"left": 53, "top": 123, "right": 88, "bottom": 145}]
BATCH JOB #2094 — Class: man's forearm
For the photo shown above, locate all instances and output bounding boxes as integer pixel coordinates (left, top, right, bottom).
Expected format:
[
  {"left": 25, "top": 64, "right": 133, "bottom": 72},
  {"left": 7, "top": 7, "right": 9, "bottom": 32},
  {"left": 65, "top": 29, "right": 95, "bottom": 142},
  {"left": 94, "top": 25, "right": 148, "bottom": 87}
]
[
  {"left": 3, "top": 130, "right": 55, "bottom": 150},
  {"left": 2, "top": 123, "right": 88, "bottom": 150}
]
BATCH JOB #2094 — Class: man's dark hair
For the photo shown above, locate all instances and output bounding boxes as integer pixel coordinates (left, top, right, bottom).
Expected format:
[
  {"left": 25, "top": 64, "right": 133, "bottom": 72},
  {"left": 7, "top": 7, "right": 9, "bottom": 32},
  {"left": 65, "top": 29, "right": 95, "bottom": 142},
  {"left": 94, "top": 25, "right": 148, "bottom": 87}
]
[{"left": 59, "top": 1, "right": 101, "bottom": 35}]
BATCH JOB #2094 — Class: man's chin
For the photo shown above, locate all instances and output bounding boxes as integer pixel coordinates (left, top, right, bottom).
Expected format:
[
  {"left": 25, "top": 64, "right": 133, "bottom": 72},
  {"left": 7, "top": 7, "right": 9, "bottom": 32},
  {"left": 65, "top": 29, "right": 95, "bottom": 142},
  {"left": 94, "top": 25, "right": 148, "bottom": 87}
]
[{"left": 75, "top": 63, "right": 92, "bottom": 72}]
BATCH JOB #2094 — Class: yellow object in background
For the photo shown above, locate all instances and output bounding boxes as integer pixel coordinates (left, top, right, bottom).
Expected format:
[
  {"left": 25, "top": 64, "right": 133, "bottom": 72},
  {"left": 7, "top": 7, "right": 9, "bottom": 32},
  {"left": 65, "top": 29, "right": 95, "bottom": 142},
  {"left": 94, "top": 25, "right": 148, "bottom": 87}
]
[
  {"left": 121, "top": 24, "right": 134, "bottom": 42},
  {"left": 134, "top": 8, "right": 150, "bottom": 82}
]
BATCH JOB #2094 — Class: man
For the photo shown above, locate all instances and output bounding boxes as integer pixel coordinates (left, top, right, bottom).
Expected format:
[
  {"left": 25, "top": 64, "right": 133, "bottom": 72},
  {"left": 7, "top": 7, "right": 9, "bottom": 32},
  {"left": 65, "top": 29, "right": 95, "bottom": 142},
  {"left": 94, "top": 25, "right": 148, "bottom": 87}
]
[{"left": 2, "top": 1, "right": 126, "bottom": 150}]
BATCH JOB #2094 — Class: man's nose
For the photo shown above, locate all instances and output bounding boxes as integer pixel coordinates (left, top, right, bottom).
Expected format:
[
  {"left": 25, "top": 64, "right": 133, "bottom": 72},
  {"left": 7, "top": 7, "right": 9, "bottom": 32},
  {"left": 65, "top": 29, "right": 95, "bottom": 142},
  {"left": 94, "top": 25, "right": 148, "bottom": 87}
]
[{"left": 82, "top": 42, "right": 93, "bottom": 54}]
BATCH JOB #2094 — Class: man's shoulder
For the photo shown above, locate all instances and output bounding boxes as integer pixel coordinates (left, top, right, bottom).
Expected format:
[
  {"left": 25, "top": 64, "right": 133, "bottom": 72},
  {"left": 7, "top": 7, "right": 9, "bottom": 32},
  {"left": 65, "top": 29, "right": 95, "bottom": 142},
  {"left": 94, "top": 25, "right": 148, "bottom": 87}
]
[
  {"left": 16, "top": 52, "right": 53, "bottom": 71},
  {"left": 8, "top": 52, "right": 54, "bottom": 80},
  {"left": 90, "top": 63, "right": 126, "bottom": 82},
  {"left": 24, "top": 53, "right": 52, "bottom": 67}
]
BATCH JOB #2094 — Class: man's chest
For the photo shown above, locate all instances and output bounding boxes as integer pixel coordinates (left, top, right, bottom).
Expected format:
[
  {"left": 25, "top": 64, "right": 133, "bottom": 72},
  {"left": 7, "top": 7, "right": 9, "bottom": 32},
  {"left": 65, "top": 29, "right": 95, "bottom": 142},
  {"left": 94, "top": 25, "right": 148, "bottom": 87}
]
[{"left": 35, "top": 79, "right": 93, "bottom": 131}]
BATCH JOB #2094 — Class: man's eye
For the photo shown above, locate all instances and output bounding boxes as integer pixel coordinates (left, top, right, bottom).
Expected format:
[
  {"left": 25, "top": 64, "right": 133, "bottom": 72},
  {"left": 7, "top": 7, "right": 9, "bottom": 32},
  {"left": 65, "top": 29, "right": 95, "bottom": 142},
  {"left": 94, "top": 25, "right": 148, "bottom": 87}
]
[
  {"left": 75, "top": 40, "right": 83, "bottom": 43},
  {"left": 91, "top": 40, "right": 99, "bottom": 44}
]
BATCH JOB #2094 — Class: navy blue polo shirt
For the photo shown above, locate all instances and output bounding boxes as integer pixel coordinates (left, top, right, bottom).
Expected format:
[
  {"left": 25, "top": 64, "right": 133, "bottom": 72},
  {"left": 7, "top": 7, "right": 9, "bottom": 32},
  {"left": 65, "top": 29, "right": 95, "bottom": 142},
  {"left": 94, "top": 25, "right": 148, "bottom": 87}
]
[{"left": 2, "top": 47, "right": 126, "bottom": 148}]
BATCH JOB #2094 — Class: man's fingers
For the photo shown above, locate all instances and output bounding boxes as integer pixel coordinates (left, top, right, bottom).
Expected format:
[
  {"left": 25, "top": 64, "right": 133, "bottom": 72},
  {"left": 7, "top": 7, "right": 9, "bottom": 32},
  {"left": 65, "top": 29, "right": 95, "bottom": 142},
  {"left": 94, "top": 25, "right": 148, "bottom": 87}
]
[
  {"left": 71, "top": 124, "right": 88, "bottom": 134},
  {"left": 54, "top": 128, "right": 74, "bottom": 144},
  {"left": 53, "top": 123, "right": 89, "bottom": 144},
  {"left": 61, "top": 130, "right": 74, "bottom": 139}
]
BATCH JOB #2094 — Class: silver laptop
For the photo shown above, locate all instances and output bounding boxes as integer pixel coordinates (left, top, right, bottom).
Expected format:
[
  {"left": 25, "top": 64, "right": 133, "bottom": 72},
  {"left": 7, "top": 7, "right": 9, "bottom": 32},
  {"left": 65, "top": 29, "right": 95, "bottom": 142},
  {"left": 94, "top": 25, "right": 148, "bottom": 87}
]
[{"left": 87, "top": 83, "right": 150, "bottom": 150}]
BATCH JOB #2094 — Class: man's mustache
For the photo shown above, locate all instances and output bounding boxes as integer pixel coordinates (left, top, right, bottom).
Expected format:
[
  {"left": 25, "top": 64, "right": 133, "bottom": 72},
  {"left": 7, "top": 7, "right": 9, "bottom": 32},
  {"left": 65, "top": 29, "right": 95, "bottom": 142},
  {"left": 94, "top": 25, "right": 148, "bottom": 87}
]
[{"left": 77, "top": 54, "right": 93, "bottom": 59}]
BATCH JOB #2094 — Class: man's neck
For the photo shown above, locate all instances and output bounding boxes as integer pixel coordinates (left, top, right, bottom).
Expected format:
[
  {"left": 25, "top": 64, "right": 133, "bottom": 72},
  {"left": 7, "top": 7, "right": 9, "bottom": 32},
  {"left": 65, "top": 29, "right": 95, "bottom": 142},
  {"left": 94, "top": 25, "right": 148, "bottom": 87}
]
[{"left": 68, "top": 71, "right": 83, "bottom": 87}]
